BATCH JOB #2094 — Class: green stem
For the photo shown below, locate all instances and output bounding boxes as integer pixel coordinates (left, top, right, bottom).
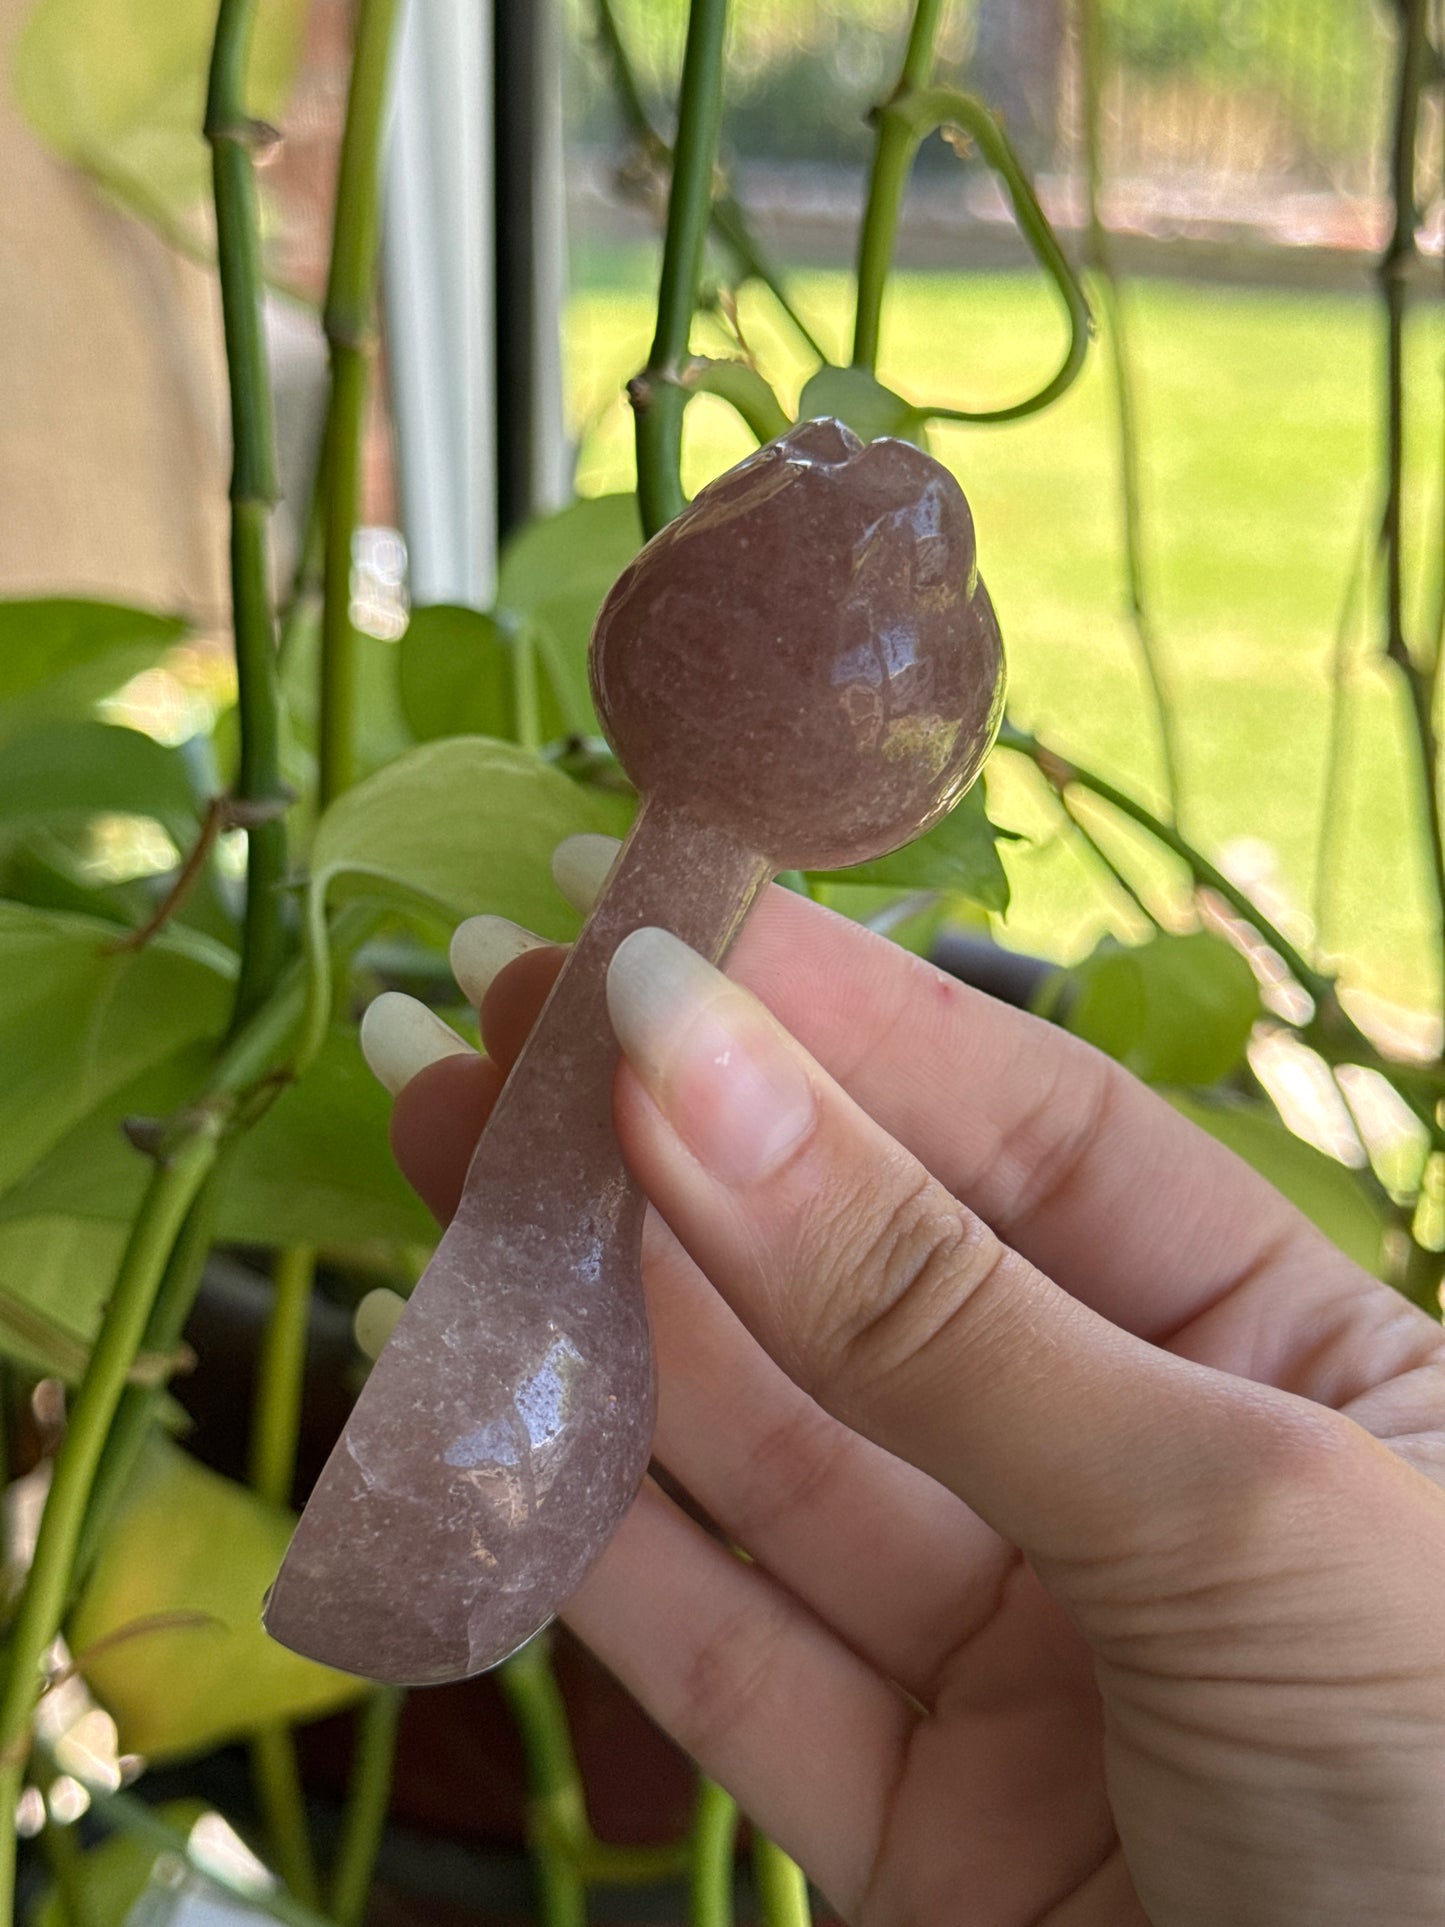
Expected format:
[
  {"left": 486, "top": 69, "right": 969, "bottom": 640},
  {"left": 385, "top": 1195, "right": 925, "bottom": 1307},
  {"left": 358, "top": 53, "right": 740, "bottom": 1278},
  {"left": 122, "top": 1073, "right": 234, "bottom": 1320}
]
[
  {"left": 1312, "top": 518, "right": 1373, "bottom": 948},
  {"left": 246, "top": 1243, "right": 321, "bottom": 1903},
  {"left": 689, "top": 1779, "right": 737, "bottom": 1927},
  {"left": 684, "top": 357, "right": 790, "bottom": 442},
  {"left": 249, "top": 1245, "right": 316, "bottom": 1507},
  {"left": 0, "top": 1124, "right": 223, "bottom": 1924},
  {"left": 593, "top": 0, "right": 823, "bottom": 358},
  {"left": 852, "top": 0, "right": 946, "bottom": 370},
  {"left": 250, "top": 1723, "right": 323, "bottom": 1910},
  {"left": 1000, "top": 723, "right": 1444, "bottom": 1107},
  {"left": 514, "top": 628, "right": 544, "bottom": 753},
  {"left": 1076, "top": 0, "right": 1181, "bottom": 821},
  {"left": 1378, "top": 0, "right": 1445, "bottom": 995},
  {"left": 753, "top": 1834, "right": 811, "bottom": 1927},
  {"left": 867, "top": 88, "right": 1090, "bottom": 425},
  {"left": 206, "top": 0, "right": 289, "bottom": 1031},
  {"left": 74, "top": 1158, "right": 230, "bottom": 1580},
  {"left": 278, "top": 448, "right": 328, "bottom": 677},
  {"left": 330, "top": 1688, "right": 403, "bottom": 1926},
  {"left": 632, "top": 0, "right": 731, "bottom": 537},
  {"left": 498, "top": 1639, "right": 589, "bottom": 1927},
  {"left": 318, "top": 0, "right": 402, "bottom": 808}
]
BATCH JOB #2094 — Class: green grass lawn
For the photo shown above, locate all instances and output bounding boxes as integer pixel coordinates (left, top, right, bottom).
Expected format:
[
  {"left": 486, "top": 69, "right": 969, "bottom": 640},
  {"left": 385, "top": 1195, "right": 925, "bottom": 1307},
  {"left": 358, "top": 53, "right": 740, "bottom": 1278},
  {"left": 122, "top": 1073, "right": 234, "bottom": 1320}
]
[{"left": 564, "top": 257, "right": 1445, "bottom": 1028}]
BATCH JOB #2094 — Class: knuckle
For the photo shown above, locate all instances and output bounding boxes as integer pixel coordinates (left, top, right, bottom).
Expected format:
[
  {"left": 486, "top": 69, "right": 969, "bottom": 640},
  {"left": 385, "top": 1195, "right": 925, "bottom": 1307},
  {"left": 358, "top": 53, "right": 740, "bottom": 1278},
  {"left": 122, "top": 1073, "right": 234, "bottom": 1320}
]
[
  {"left": 670, "top": 1588, "right": 795, "bottom": 1761},
  {"left": 991, "top": 1037, "right": 1122, "bottom": 1235},
  {"left": 799, "top": 1163, "right": 1012, "bottom": 1405},
  {"left": 733, "top": 1399, "right": 857, "bottom": 1547},
  {"left": 1178, "top": 1395, "right": 1377, "bottom": 1574}
]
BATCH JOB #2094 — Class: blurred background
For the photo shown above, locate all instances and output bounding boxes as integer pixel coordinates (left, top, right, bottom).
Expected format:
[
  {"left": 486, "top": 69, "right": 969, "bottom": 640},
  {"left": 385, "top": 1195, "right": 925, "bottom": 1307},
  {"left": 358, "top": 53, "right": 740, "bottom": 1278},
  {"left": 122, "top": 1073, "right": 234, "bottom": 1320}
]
[{"left": 7, "top": 0, "right": 1442, "bottom": 1031}]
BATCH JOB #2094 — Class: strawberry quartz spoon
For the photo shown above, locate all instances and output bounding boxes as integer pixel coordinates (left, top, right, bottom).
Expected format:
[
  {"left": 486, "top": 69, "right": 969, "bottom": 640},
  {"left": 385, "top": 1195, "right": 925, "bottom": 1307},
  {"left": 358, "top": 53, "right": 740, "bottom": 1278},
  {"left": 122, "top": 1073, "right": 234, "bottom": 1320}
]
[{"left": 264, "top": 418, "right": 1005, "bottom": 1685}]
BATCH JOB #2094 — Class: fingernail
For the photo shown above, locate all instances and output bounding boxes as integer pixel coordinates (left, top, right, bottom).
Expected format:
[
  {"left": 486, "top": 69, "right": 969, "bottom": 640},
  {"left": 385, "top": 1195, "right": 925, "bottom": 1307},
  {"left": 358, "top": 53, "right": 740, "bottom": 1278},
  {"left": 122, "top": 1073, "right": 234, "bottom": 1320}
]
[
  {"left": 355, "top": 1287, "right": 407, "bottom": 1361},
  {"left": 359, "top": 992, "right": 474, "bottom": 1096},
  {"left": 552, "top": 833, "right": 621, "bottom": 913},
  {"left": 450, "top": 915, "right": 547, "bottom": 1005},
  {"left": 606, "top": 928, "right": 817, "bottom": 1186}
]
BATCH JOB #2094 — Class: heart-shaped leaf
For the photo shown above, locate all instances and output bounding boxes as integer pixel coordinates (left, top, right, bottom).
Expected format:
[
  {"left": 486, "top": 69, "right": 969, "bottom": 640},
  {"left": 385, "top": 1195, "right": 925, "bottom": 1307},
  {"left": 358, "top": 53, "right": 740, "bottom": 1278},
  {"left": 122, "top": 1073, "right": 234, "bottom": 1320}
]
[
  {"left": 308, "top": 736, "right": 633, "bottom": 943},
  {"left": 495, "top": 496, "right": 644, "bottom": 735},
  {"left": 818, "top": 783, "right": 1009, "bottom": 911},
  {"left": 0, "top": 904, "right": 232, "bottom": 1196},
  {"left": 0, "top": 600, "right": 184, "bottom": 745},
  {"left": 0, "top": 1032, "right": 434, "bottom": 1255},
  {"left": 0, "top": 1216, "right": 129, "bottom": 1377},
  {"left": 0, "top": 719, "right": 199, "bottom": 842},
  {"left": 70, "top": 1437, "right": 367, "bottom": 1760},
  {"left": 1058, "top": 931, "right": 1262, "bottom": 1086}
]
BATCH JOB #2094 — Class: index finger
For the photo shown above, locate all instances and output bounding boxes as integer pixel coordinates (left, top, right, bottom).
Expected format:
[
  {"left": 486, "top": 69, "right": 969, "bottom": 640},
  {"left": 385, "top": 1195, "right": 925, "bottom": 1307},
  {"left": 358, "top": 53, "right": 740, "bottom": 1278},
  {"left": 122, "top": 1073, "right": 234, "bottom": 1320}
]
[{"left": 555, "top": 835, "right": 1352, "bottom": 1349}]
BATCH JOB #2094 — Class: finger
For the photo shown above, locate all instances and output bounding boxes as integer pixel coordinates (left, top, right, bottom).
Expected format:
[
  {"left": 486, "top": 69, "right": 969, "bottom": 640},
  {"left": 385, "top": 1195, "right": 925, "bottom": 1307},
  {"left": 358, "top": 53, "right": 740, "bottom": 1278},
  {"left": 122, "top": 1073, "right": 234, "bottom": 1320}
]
[
  {"left": 389, "top": 1051, "right": 503, "bottom": 1224},
  {"left": 604, "top": 927, "right": 1303, "bottom": 1568},
  {"left": 367, "top": 981, "right": 1008, "bottom": 1697},
  {"left": 450, "top": 916, "right": 564, "bottom": 1069},
  {"left": 359, "top": 990, "right": 474, "bottom": 1095},
  {"left": 565, "top": 1476, "right": 914, "bottom": 1918},
  {"left": 646, "top": 1215, "right": 1010, "bottom": 1699},
  {"left": 555, "top": 836, "right": 1389, "bottom": 1382},
  {"left": 365, "top": 936, "right": 564, "bottom": 1224},
  {"left": 480, "top": 944, "right": 566, "bottom": 1070}
]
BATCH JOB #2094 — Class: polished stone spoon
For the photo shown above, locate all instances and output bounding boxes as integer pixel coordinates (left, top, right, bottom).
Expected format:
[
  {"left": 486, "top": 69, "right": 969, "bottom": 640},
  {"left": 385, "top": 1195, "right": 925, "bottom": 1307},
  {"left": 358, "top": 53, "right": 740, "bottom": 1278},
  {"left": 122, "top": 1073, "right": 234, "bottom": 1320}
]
[{"left": 264, "top": 418, "right": 1005, "bottom": 1686}]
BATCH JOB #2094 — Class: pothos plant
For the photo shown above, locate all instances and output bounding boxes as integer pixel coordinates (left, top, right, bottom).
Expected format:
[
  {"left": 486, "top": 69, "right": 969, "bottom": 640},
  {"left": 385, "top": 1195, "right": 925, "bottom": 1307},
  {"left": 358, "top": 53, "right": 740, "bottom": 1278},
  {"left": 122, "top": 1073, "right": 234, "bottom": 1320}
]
[{"left": 0, "top": 0, "right": 1438, "bottom": 1922}]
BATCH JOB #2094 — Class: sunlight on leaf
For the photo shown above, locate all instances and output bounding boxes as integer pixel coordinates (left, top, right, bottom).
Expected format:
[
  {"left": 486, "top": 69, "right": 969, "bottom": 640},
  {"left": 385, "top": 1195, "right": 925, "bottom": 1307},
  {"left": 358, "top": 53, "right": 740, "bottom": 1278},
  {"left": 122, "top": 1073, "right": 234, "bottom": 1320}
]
[
  {"left": 308, "top": 736, "right": 633, "bottom": 943},
  {"left": 0, "top": 602, "right": 186, "bottom": 748},
  {"left": 818, "top": 783, "right": 1009, "bottom": 911},
  {"left": 1168, "top": 1090, "right": 1389, "bottom": 1275},
  {"left": 15, "top": 0, "right": 305, "bottom": 234},
  {"left": 70, "top": 1437, "right": 368, "bottom": 1760},
  {"left": 1058, "top": 930, "right": 1261, "bottom": 1086}
]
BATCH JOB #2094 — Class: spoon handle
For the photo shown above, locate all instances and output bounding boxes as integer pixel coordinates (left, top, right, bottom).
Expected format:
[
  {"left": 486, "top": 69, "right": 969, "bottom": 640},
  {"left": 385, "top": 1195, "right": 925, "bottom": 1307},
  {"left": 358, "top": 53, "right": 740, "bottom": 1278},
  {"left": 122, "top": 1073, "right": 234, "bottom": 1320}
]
[{"left": 265, "top": 801, "right": 771, "bottom": 1686}]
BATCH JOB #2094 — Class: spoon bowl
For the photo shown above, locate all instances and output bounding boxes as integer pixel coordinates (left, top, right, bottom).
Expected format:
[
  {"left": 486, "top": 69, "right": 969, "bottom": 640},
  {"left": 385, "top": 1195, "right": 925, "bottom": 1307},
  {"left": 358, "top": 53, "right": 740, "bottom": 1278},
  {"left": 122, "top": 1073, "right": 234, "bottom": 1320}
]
[{"left": 592, "top": 417, "right": 1004, "bottom": 873}]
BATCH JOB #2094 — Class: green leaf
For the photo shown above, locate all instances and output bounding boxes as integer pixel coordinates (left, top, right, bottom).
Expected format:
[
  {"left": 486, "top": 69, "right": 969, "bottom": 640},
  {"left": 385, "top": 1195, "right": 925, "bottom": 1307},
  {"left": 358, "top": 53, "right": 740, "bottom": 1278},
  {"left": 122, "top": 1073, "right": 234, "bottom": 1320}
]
[
  {"left": 812, "top": 882, "right": 952, "bottom": 958},
  {"left": 32, "top": 1800, "right": 208, "bottom": 1927},
  {"left": 0, "top": 600, "right": 184, "bottom": 745},
  {"left": 819, "top": 784, "right": 1010, "bottom": 911},
  {"left": 69, "top": 1437, "right": 367, "bottom": 1760},
  {"left": 0, "top": 904, "right": 232, "bottom": 1196},
  {"left": 1060, "top": 931, "right": 1262, "bottom": 1086},
  {"left": 0, "top": 1026, "right": 432, "bottom": 1252},
  {"left": 280, "top": 621, "right": 412, "bottom": 789},
  {"left": 1168, "top": 1092, "right": 1389, "bottom": 1276},
  {"left": 0, "top": 832, "right": 155, "bottom": 928},
  {"left": 0, "top": 1217, "right": 129, "bottom": 1377},
  {"left": 223, "top": 1027, "right": 436, "bottom": 1247},
  {"left": 496, "top": 496, "right": 644, "bottom": 735},
  {"left": 0, "top": 1046, "right": 208, "bottom": 1237},
  {"left": 0, "top": 720, "right": 199, "bottom": 842},
  {"left": 527, "top": 601, "right": 602, "bottom": 737},
  {"left": 308, "top": 737, "right": 633, "bottom": 944},
  {"left": 797, "top": 366, "right": 927, "bottom": 446},
  {"left": 399, "top": 605, "right": 515, "bottom": 743},
  {"left": 15, "top": 0, "right": 305, "bottom": 232}
]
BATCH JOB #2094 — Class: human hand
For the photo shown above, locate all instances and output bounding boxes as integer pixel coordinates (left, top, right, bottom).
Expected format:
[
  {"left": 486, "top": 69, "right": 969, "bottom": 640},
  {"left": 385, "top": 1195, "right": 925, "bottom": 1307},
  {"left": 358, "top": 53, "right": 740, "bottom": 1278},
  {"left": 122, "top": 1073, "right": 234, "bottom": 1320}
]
[{"left": 361, "top": 834, "right": 1445, "bottom": 1926}]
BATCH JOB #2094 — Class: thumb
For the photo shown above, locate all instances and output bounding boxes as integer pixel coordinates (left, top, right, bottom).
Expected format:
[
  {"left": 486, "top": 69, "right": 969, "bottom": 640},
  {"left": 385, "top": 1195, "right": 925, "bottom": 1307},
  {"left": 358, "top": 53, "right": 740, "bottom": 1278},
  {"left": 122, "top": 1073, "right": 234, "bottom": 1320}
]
[{"left": 605, "top": 927, "right": 1318, "bottom": 1572}]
